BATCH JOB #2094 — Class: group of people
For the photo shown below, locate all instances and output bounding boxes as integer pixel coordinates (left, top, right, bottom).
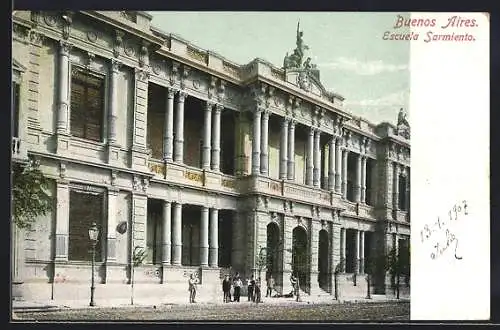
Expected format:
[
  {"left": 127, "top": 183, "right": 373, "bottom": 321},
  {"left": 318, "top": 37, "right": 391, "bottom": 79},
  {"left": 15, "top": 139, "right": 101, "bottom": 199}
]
[
  {"left": 188, "top": 271, "right": 294, "bottom": 304},
  {"left": 222, "top": 273, "right": 278, "bottom": 304}
]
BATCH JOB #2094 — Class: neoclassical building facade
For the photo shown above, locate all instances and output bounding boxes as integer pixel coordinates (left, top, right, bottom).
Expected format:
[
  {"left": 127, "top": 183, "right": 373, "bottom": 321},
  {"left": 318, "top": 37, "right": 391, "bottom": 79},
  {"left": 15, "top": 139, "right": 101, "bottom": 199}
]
[{"left": 11, "top": 11, "right": 411, "bottom": 303}]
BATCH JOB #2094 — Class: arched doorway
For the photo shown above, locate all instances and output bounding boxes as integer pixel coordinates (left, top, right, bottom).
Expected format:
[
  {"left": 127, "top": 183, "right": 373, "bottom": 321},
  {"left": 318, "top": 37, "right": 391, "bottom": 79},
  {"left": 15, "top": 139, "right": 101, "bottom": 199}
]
[
  {"left": 318, "top": 229, "right": 330, "bottom": 292},
  {"left": 292, "top": 226, "right": 309, "bottom": 293},
  {"left": 266, "top": 222, "right": 281, "bottom": 282}
]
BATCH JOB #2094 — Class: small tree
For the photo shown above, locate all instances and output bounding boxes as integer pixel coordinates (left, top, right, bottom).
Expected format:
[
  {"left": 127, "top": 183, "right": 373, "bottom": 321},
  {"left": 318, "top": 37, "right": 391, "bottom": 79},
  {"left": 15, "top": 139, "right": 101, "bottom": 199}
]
[
  {"left": 130, "top": 246, "right": 147, "bottom": 305},
  {"left": 385, "top": 247, "right": 401, "bottom": 299},
  {"left": 12, "top": 158, "right": 53, "bottom": 230},
  {"left": 255, "top": 246, "right": 269, "bottom": 280}
]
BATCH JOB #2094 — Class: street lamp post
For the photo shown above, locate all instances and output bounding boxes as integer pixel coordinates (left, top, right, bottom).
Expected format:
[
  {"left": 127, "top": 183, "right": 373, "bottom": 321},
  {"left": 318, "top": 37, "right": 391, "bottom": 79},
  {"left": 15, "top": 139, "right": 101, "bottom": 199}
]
[{"left": 88, "top": 222, "right": 99, "bottom": 307}]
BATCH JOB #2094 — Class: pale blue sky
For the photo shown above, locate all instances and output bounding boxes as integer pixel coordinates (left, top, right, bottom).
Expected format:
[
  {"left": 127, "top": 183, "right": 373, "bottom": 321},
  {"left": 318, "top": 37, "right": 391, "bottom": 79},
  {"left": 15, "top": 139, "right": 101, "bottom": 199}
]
[{"left": 149, "top": 12, "right": 410, "bottom": 125}]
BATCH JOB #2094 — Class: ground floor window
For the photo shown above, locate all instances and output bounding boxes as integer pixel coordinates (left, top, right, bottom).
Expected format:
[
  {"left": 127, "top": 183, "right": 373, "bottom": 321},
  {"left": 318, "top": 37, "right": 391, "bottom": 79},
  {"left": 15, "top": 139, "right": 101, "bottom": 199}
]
[{"left": 68, "top": 188, "right": 105, "bottom": 262}]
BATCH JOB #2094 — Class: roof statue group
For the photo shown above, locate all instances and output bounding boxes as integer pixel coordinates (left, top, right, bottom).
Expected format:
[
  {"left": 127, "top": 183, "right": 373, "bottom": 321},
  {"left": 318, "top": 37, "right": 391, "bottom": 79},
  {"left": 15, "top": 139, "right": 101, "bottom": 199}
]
[
  {"left": 397, "top": 108, "right": 411, "bottom": 139},
  {"left": 283, "top": 21, "right": 411, "bottom": 140},
  {"left": 283, "top": 22, "right": 320, "bottom": 91}
]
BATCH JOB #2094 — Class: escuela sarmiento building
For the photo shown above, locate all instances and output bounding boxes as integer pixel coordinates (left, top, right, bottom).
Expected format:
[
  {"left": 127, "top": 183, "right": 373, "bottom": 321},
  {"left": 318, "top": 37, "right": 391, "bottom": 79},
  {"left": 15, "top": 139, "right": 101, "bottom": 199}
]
[{"left": 11, "top": 11, "right": 411, "bottom": 302}]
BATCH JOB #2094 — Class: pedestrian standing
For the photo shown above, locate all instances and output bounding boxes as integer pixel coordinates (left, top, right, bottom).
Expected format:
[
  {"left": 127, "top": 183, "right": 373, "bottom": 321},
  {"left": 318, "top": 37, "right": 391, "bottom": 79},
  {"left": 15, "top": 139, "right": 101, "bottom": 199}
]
[
  {"left": 188, "top": 273, "right": 198, "bottom": 303},
  {"left": 266, "top": 275, "right": 275, "bottom": 297},
  {"left": 254, "top": 277, "right": 262, "bottom": 304},
  {"left": 222, "top": 274, "right": 231, "bottom": 303},
  {"left": 290, "top": 274, "right": 297, "bottom": 296},
  {"left": 247, "top": 275, "right": 255, "bottom": 302},
  {"left": 233, "top": 275, "right": 242, "bottom": 302}
]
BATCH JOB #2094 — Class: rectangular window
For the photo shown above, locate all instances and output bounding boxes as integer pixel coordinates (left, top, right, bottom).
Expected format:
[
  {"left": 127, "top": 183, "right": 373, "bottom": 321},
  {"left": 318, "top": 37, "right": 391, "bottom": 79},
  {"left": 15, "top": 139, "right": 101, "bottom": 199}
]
[
  {"left": 68, "top": 189, "right": 105, "bottom": 261},
  {"left": 70, "top": 68, "right": 105, "bottom": 142}
]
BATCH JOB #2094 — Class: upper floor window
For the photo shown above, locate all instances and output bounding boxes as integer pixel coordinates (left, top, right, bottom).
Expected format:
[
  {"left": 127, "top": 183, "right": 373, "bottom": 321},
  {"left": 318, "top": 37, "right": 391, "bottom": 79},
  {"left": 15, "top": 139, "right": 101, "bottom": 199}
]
[{"left": 70, "top": 68, "right": 105, "bottom": 142}]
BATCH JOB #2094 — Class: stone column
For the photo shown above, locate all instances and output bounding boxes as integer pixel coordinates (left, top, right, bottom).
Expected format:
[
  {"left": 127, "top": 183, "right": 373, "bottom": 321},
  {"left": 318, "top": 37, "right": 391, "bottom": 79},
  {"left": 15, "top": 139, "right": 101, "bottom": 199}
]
[
  {"left": 306, "top": 128, "right": 314, "bottom": 186},
  {"left": 361, "top": 156, "right": 367, "bottom": 203},
  {"left": 342, "top": 150, "right": 348, "bottom": 198},
  {"left": 393, "top": 163, "right": 400, "bottom": 212},
  {"left": 173, "top": 91, "right": 186, "bottom": 163},
  {"left": 106, "top": 188, "right": 118, "bottom": 262},
  {"left": 360, "top": 231, "right": 365, "bottom": 273},
  {"left": 355, "top": 230, "right": 360, "bottom": 274},
  {"left": 251, "top": 109, "right": 262, "bottom": 175},
  {"left": 55, "top": 180, "right": 70, "bottom": 261},
  {"left": 200, "top": 206, "right": 209, "bottom": 267},
  {"left": 355, "top": 154, "right": 362, "bottom": 202},
  {"left": 279, "top": 118, "right": 289, "bottom": 180},
  {"left": 287, "top": 120, "right": 296, "bottom": 180},
  {"left": 171, "top": 203, "right": 182, "bottom": 265},
  {"left": 260, "top": 110, "right": 270, "bottom": 175},
  {"left": 108, "top": 59, "right": 121, "bottom": 145},
  {"left": 56, "top": 41, "right": 71, "bottom": 135},
  {"left": 328, "top": 138, "right": 336, "bottom": 191},
  {"left": 163, "top": 89, "right": 175, "bottom": 161},
  {"left": 313, "top": 130, "right": 321, "bottom": 188},
  {"left": 162, "top": 201, "right": 172, "bottom": 265},
  {"left": 202, "top": 101, "right": 213, "bottom": 170},
  {"left": 211, "top": 104, "right": 222, "bottom": 172},
  {"left": 340, "top": 228, "right": 346, "bottom": 272},
  {"left": 209, "top": 208, "right": 219, "bottom": 267},
  {"left": 334, "top": 138, "right": 342, "bottom": 193}
]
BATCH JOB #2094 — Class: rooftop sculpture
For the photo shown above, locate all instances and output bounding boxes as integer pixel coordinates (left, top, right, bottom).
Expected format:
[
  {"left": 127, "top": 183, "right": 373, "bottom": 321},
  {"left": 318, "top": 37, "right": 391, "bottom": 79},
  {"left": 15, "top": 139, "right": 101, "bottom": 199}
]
[
  {"left": 397, "top": 108, "right": 410, "bottom": 139},
  {"left": 283, "top": 22, "right": 321, "bottom": 92}
]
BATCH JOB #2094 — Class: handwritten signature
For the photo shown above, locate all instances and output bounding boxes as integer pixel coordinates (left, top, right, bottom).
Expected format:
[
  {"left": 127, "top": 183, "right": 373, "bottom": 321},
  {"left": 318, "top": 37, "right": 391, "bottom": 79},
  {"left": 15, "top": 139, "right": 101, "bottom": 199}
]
[{"left": 420, "top": 200, "right": 468, "bottom": 261}]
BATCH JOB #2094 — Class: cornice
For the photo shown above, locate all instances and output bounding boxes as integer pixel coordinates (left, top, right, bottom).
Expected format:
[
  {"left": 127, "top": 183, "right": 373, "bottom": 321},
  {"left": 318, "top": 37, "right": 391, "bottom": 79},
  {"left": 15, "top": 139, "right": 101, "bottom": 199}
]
[
  {"left": 28, "top": 150, "right": 155, "bottom": 179},
  {"left": 80, "top": 11, "right": 164, "bottom": 49}
]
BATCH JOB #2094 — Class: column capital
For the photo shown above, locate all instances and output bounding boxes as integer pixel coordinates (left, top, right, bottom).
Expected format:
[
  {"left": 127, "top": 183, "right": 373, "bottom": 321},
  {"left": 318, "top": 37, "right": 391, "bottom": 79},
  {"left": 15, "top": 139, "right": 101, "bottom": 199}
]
[
  {"left": 167, "top": 87, "right": 177, "bottom": 98},
  {"left": 215, "top": 103, "right": 224, "bottom": 112},
  {"left": 134, "top": 67, "right": 150, "bottom": 82},
  {"left": 110, "top": 58, "right": 122, "bottom": 73},
  {"left": 255, "top": 106, "right": 265, "bottom": 114},
  {"left": 177, "top": 90, "right": 188, "bottom": 102},
  {"left": 205, "top": 100, "right": 215, "bottom": 111},
  {"left": 59, "top": 40, "right": 72, "bottom": 55},
  {"left": 262, "top": 109, "right": 270, "bottom": 119},
  {"left": 288, "top": 118, "right": 296, "bottom": 128}
]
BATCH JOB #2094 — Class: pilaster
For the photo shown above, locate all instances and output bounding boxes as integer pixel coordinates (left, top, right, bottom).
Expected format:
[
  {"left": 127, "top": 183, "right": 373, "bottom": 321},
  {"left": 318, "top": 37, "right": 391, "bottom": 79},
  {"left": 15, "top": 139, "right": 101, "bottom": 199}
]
[
  {"left": 55, "top": 179, "right": 70, "bottom": 261},
  {"left": 106, "top": 188, "right": 119, "bottom": 262},
  {"left": 130, "top": 68, "right": 150, "bottom": 171}
]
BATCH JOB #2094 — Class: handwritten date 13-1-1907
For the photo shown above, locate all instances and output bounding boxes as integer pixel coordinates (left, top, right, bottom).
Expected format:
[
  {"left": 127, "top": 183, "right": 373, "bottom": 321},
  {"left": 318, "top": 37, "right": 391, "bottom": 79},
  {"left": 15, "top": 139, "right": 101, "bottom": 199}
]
[{"left": 420, "top": 200, "right": 468, "bottom": 261}]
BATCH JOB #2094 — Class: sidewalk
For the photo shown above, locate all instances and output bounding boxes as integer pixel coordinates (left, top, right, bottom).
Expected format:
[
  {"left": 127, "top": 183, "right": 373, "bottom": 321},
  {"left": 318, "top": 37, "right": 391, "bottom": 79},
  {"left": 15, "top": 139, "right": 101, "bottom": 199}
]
[{"left": 12, "top": 294, "right": 409, "bottom": 313}]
